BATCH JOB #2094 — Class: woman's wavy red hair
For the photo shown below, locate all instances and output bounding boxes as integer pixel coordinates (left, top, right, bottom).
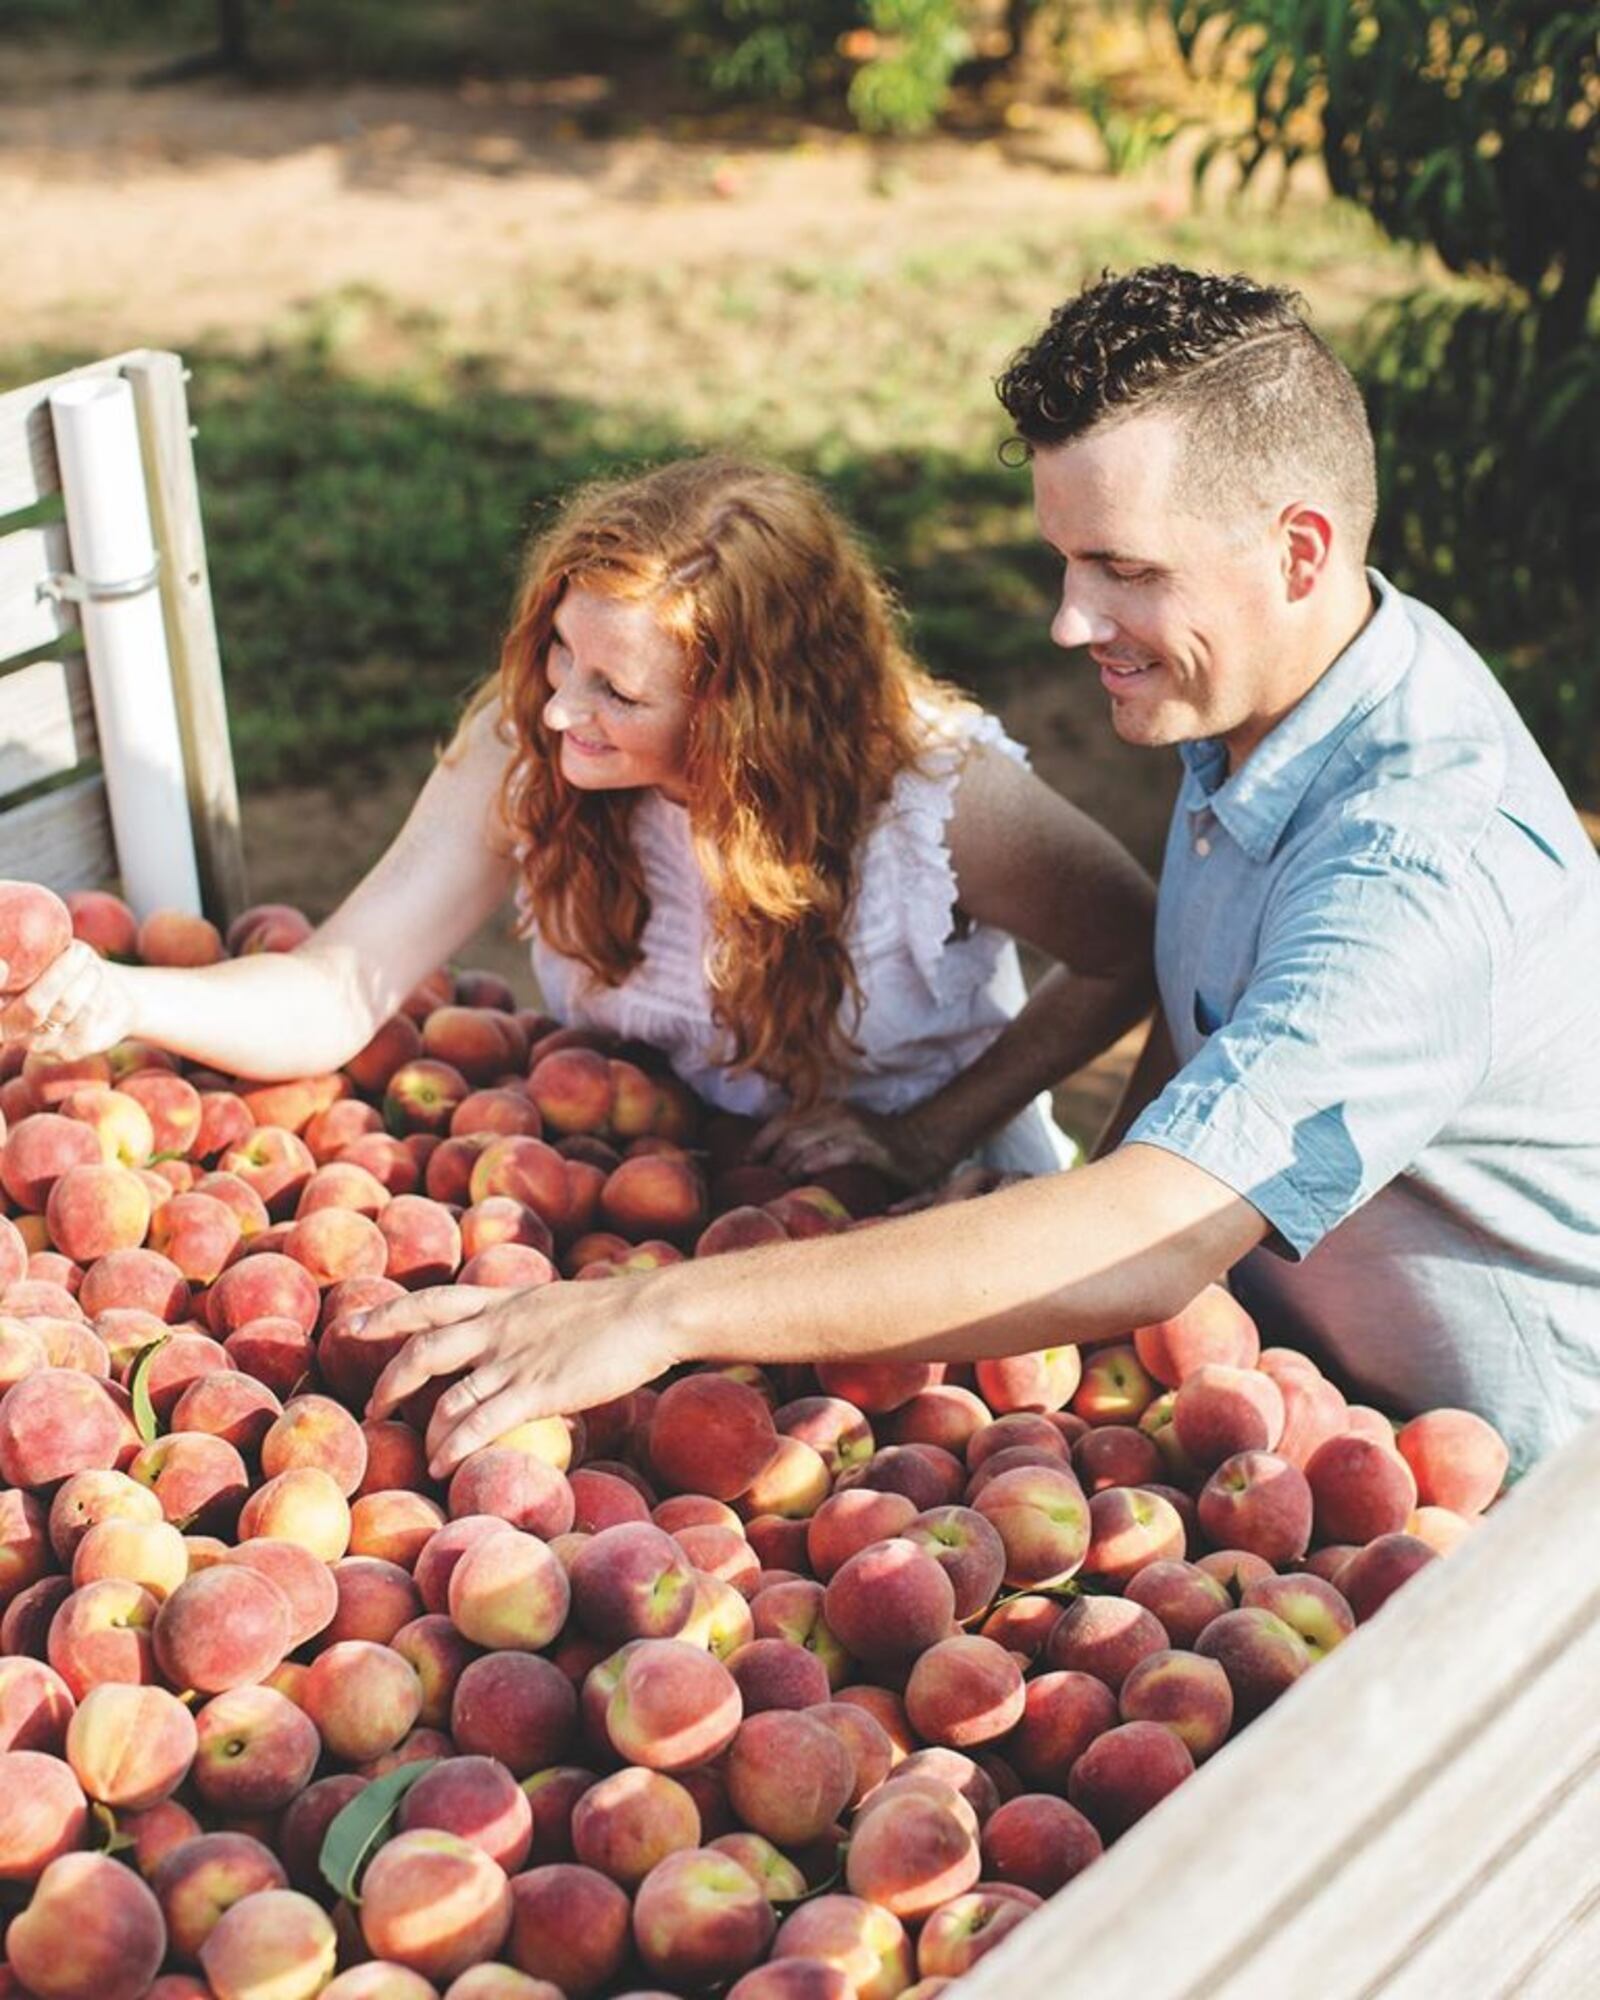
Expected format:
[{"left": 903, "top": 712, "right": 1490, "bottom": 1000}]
[{"left": 483, "top": 456, "right": 972, "bottom": 1107}]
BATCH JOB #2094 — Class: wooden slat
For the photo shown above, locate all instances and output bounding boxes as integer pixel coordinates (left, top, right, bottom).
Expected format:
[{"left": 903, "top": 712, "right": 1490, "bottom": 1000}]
[
  {"left": 0, "top": 520, "right": 76, "bottom": 664},
  {"left": 124, "top": 352, "right": 249, "bottom": 925},
  {"left": 1513, "top": 1882, "right": 1600, "bottom": 1999},
  {"left": 0, "top": 772, "right": 114, "bottom": 890},
  {"left": 0, "top": 656, "right": 98, "bottom": 799},
  {"left": 955, "top": 1418, "right": 1600, "bottom": 2000},
  {"left": 1212, "top": 1613, "right": 1600, "bottom": 1997},
  {"left": 0, "top": 350, "right": 151, "bottom": 520}
]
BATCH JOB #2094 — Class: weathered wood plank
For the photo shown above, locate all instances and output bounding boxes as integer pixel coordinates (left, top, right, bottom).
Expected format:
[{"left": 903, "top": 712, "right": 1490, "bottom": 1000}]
[
  {"left": 0, "top": 351, "right": 149, "bottom": 519},
  {"left": 1211, "top": 1609, "right": 1600, "bottom": 1998},
  {"left": 123, "top": 352, "right": 249, "bottom": 924},
  {"left": 1377, "top": 1745, "right": 1600, "bottom": 1999},
  {"left": 954, "top": 1418, "right": 1600, "bottom": 2000},
  {"left": 0, "top": 656, "right": 98, "bottom": 799},
  {"left": 1511, "top": 1880, "right": 1600, "bottom": 2000},
  {"left": 0, "top": 773, "right": 114, "bottom": 890},
  {"left": 0, "top": 521, "right": 76, "bottom": 665}
]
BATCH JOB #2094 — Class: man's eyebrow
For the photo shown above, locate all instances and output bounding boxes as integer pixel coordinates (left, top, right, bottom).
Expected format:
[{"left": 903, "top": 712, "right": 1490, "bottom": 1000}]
[{"left": 1043, "top": 539, "right": 1165, "bottom": 568}]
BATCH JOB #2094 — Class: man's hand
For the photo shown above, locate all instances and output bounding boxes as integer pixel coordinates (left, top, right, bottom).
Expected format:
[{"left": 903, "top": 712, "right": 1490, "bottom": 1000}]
[
  {"left": 364, "top": 1278, "right": 678, "bottom": 1478},
  {"left": 748, "top": 1100, "right": 950, "bottom": 1188},
  {"left": 0, "top": 942, "right": 136, "bottom": 1061}
]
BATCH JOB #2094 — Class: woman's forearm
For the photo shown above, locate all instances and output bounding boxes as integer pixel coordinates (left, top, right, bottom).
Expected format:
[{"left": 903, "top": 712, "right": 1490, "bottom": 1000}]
[
  {"left": 121, "top": 942, "right": 386, "bottom": 1082},
  {"left": 905, "top": 958, "right": 1156, "bottom": 1171}
]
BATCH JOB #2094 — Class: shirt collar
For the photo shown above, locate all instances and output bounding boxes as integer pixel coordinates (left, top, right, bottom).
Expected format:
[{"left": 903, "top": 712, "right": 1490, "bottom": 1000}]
[{"left": 1179, "top": 569, "right": 1415, "bottom": 863}]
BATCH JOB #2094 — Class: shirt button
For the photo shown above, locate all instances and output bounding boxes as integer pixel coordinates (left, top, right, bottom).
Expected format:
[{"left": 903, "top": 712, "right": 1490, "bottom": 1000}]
[{"left": 1194, "top": 834, "right": 1212, "bottom": 857}]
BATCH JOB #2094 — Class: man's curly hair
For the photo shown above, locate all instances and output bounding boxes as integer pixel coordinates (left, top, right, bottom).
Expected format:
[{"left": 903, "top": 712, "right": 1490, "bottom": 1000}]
[{"left": 997, "top": 264, "right": 1377, "bottom": 556}]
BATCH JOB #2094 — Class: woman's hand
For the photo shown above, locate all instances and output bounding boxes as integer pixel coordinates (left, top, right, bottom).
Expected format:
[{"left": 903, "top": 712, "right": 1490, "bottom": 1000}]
[
  {"left": 0, "top": 941, "right": 137, "bottom": 1062},
  {"left": 748, "top": 1099, "right": 952, "bottom": 1189},
  {"left": 364, "top": 1278, "right": 678, "bottom": 1478}
]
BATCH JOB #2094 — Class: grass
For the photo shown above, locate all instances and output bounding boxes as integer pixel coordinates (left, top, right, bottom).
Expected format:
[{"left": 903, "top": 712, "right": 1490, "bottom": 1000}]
[{"left": 4, "top": 166, "right": 1587, "bottom": 798}]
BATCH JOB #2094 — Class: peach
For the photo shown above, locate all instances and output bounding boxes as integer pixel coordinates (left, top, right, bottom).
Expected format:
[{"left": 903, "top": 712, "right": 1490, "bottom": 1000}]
[
  {"left": 121, "top": 1797, "right": 203, "bottom": 1877},
  {"left": 840, "top": 1441, "right": 963, "bottom": 1511},
  {"left": 1395, "top": 1408, "right": 1509, "bottom": 1516},
  {"left": 278, "top": 1772, "right": 369, "bottom": 1890},
  {"left": 466, "top": 1135, "right": 569, "bottom": 1230},
  {"left": 1067, "top": 1718, "right": 1195, "bottom": 1839},
  {"left": 0, "top": 1310, "right": 47, "bottom": 1389},
  {"left": 261, "top": 1392, "right": 368, "bottom": 1494},
  {"left": 1124, "top": 1558, "right": 1233, "bottom": 1649},
  {"left": 728, "top": 1960, "right": 853, "bottom": 2000},
  {"left": 1045, "top": 1595, "right": 1168, "bottom": 1693},
  {"left": 392, "top": 1612, "right": 477, "bottom": 1730},
  {"left": 1336, "top": 1531, "right": 1439, "bottom": 1622},
  {"left": 207, "top": 1251, "right": 320, "bottom": 1336},
  {"left": 813, "top": 1359, "right": 940, "bottom": 1415},
  {"left": 0, "top": 1485, "right": 49, "bottom": 1606},
  {"left": 1274, "top": 1371, "right": 1351, "bottom": 1469},
  {"left": 424, "top": 1133, "right": 494, "bottom": 1207},
  {"left": 1132, "top": 1285, "right": 1259, "bottom": 1387},
  {"left": 632, "top": 1847, "right": 776, "bottom": 1990},
  {"left": 695, "top": 1205, "right": 790, "bottom": 1257},
  {"left": 452, "top": 1088, "right": 543, "bottom": 1141},
  {"left": 299, "top": 1638, "right": 421, "bottom": 1762},
  {"left": 884, "top": 1383, "right": 992, "bottom": 1456},
  {"left": 1006, "top": 1668, "right": 1117, "bottom": 1789},
  {"left": 846, "top": 1783, "right": 981, "bottom": 1920},
  {"left": 219, "top": 1125, "right": 316, "bottom": 1217},
  {"left": 449, "top": 1527, "right": 571, "bottom": 1652},
  {"left": 358, "top": 1829, "right": 512, "bottom": 1982},
  {"left": 916, "top": 1887, "right": 1031, "bottom": 1979},
  {"left": 444, "top": 1970, "right": 562, "bottom": 2000},
  {"left": 769, "top": 1895, "right": 914, "bottom": 2000},
  {"left": 747, "top": 1579, "right": 846, "bottom": 1679},
  {"left": 710, "top": 1830, "right": 809, "bottom": 1906},
  {"left": 824, "top": 1536, "right": 956, "bottom": 1669},
  {"left": 806, "top": 1488, "right": 916, "bottom": 1581},
  {"left": 72, "top": 1515, "right": 189, "bottom": 1600},
  {"left": 520, "top": 1765, "right": 599, "bottom": 1866},
  {"left": 423, "top": 1006, "right": 523, "bottom": 1087},
  {"left": 283, "top": 1204, "right": 389, "bottom": 1286},
  {"left": 460, "top": 1196, "right": 554, "bottom": 1265},
  {"left": 238, "top": 1071, "right": 345, "bottom": 1136},
  {"left": 351, "top": 1487, "right": 448, "bottom": 1568},
  {"left": 506, "top": 1863, "right": 632, "bottom": 1997},
  {"left": 568, "top": 1520, "right": 697, "bottom": 1646},
  {"left": 727, "top": 1636, "right": 832, "bottom": 1713},
  {"left": 1198, "top": 1449, "right": 1314, "bottom": 1564},
  {"left": 59, "top": 1082, "right": 155, "bottom": 1167},
  {"left": 1, "top": 1572, "right": 74, "bottom": 1658},
  {"left": 153, "top": 1564, "right": 292, "bottom": 1693},
  {"left": 379, "top": 1194, "right": 463, "bottom": 1289},
  {"left": 449, "top": 1448, "right": 574, "bottom": 1538},
  {"left": 200, "top": 1888, "right": 338, "bottom": 2000},
  {"left": 347, "top": 1014, "right": 425, "bottom": 1096},
  {"left": 385, "top": 1059, "right": 473, "bottom": 1138},
  {"left": 1172, "top": 1364, "right": 1284, "bottom": 1470},
  {"left": 340, "top": 1131, "right": 423, "bottom": 1195},
  {"left": 1081, "top": 1485, "right": 1187, "bottom": 1586},
  {"left": 66, "top": 887, "right": 138, "bottom": 960},
  {"left": 600, "top": 1153, "right": 707, "bottom": 1245},
  {"left": 1195, "top": 1547, "right": 1277, "bottom": 1598},
  {"left": 904, "top": 1634, "right": 1026, "bottom": 1750},
  {"left": 891, "top": 1506, "right": 1002, "bottom": 1621},
  {"left": 1407, "top": 1504, "right": 1478, "bottom": 1556},
  {"left": 191, "top": 1683, "right": 321, "bottom": 1814},
  {"left": 2, "top": 1111, "right": 104, "bottom": 1211},
  {"left": 0, "top": 881, "right": 72, "bottom": 989},
  {"left": 1241, "top": 1570, "right": 1356, "bottom": 1658},
  {"left": 0, "top": 1747, "right": 90, "bottom": 1879},
  {"left": 528, "top": 1048, "right": 615, "bottom": 1135},
  {"left": 62, "top": 1680, "right": 194, "bottom": 1811},
  {"left": 8, "top": 1849, "right": 166, "bottom": 2000},
  {"left": 137, "top": 907, "right": 223, "bottom": 966},
  {"left": 395, "top": 1754, "right": 533, "bottom": 1876},
  {"left": 452, "top": 1652, "right": 578, "bottom": 1778},
  {"left": 0, "top": 1366, "right": 127, "bottom": 1491},
  {"left": 1070, "top": 1342, "right": 1158, "bottom": 1426},
  {"left": 304, "top": 1098, "right": 383, "bottom": 1162},
  {"left": 193, "top": 1090, "right": 258, "bottom": 1164},
  {"left": 1117, "top": 1647, "right": 1233, "bottom": 1761},
  {"left": 603, "top": 1636, "right": 743, "bottom": 1771},
  {"left": 980, "top": 1792, "right": 1102, "bottom": 1898},
  {"left": 324, "top": 1968, "right": 440, "bottom": 2000},
  {"left": 808, "top": 1699, "right": 896, "bottom": 1806},
  {"left": 569, "top": 1766, "right": 700, "bottom": 1888},
  {"left": 237, "top": 1465, "right": 352, "bottom": 1560},
  {"left": 358, "top": 1418, "right": 432, "bottom": 1496},
  {"left": 220, "top": 1314, "right": 311, "bottom": 1397},
  {"left": 170, "top": 1369, "right": 281, "bottom": 1456},
  {"left": 415, "top": 1515, "right": 509, "bottom": 1614},
  {"left": 327, "top": 1555, "right": 423, "bottom": 1645},
  {"left": 764, "top": 1185, "right": 851, "bottom": 1239},
  {"left": 1072, "top": 1422, "right": 1164, "bottom": 1493},
  {"left": 735, "top": 1433, "right": 830, "bottom": 1519},
  {"left": 974, "top": 1346, "right": 1082, "bottom": 1414},
  {"left": 46, "top": 1577, "right": 159, "bottom": 1696},
  {"left": 129, "top": 1431, "right": 251, "bottom": 1535},
  {"left": 457, "top": 1242, "right": 558, "bottom": 1289},
  {"left": 193, "top": 1169, "right": 271, "bottom": 1236},
  {"left": 1194, "top": 1606, "right": 1313, "bottom": 1720},
  {"left": 971, "top": 1463, "right": 1090, "bottom": 1588},
  {"left": 1306, "top": 1432, "right": 1418, "bottom": 1544},
  {"left": 0, "top": 1656, "right": 75, "bottom": 1755},
  {"left": 775, "top": 1394, "right": 876, "bottom": 1475},
  {"left": 126, "top": 1329, "right": 233, "bottom": 1424},
  {"left": 119, "top": 1071, "right": 205, "bottom": 1157}
]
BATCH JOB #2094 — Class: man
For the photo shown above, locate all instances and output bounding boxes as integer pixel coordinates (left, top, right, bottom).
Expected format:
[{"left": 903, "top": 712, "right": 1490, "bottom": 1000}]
[{"left": 368, "top": 264, "right": 1600, "bottom": 1482}]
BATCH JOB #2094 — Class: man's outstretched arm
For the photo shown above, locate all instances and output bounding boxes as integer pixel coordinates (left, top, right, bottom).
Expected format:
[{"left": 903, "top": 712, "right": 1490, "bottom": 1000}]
[{"left": 367, "top": 1142, "right": 1269, "bottom": 1476}]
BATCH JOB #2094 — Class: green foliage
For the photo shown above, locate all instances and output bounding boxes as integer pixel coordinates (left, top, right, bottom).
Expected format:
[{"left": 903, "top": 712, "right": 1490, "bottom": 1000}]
[{"left": 848, "top": 0, "right": 972, "bottom": 135}]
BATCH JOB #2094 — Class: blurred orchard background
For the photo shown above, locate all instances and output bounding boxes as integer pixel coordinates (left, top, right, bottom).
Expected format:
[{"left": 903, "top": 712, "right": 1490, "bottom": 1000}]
[{"left": 3, "top": 0, "right": 1596, "bottom": 1046}]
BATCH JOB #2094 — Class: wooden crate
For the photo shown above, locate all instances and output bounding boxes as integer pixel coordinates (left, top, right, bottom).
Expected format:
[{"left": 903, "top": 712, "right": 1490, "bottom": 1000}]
[
  {"left": 0, "top": 350, "right": 247, "bottom": 921},
  {"left": 957, "top": 1413, "right": 1600, "bottom": 2000}
]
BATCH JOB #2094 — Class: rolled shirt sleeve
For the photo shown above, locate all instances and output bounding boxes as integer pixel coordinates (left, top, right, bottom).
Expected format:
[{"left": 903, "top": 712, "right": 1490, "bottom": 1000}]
[{"left": 1127, "top": 830, "right": 1498, "bottom": 1258}]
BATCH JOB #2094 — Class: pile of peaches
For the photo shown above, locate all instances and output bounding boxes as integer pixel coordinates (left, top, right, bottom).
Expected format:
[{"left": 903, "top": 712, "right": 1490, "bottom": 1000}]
[{"left": 0, "top": 880, "right": 1511, "bottom": 2000}]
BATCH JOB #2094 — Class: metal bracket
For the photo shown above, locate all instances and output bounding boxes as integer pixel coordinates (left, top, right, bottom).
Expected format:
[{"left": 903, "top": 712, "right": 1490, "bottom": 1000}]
[{"left": 37, "top": 554, "right": 162, "bottom": 607}]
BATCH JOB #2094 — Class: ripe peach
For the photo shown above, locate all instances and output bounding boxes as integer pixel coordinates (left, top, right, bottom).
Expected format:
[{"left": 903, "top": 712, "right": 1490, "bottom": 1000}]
[
  {"left": 1306, "top": 1432, "right": 1418, "bottom": 1544},
  {"left": 505, "top": 1863, "right": 632, "bottom": 1996},
  {"left": 170, "top": 1370, "right": 281, "bottom": 1456},
  {"left": 379, "top": 1194, "right": 463, "bottom": 1289},
  {"left": 206, "top": 1251, "right": 320, "bottom": 1336},
  {"left": 884, "top": 1383, "right": 991, "bottom": 1456},
  {"left": 1407, "top": 1504, "right": 1478, "bottom": 1556},
  {"left": 899, "top": 1505, "right": 1007, "bottom": 1621},
  {"left": 0, "top": 882, "right": 72, "bottom": 988},
  {"left": 277, "top": 1772, "right": 369, "bottom": 1890},
  {"left": 769, "top": 1895, "right": 913, "bottom": 2000},
  {"left": 153, "top": 1564, "right": 293, "bottom": 1693},
  {"left": 327, "top": 1556, "right": 423, "bottom": 1646},
  {"left": 632, "top": 1847, "right": 776, "bottom": 1990},
  {"left": 449, "top": 1527, "right": 571, "bottom": 1652},
  {"left": 1067, "top": 1718, "right": 1195, "bottom": 1839},
  {"left": 1045, "top": 1595, "right": 1168, "bottom": 1693},
  {"left": 1274, "top": 1371, "right": 1351, "bottom": 1469},
  {"left": 1072, "top": 1422, "right": 1164, "bottom": 1493},
  {"left": 0, "top": 1656, "right": 75, "bottom": 1754},
  {"left": 219, "top": 1125, "right": 316, "bottom": 1217},
  {"left": 1240, "top": 1569, "right": 1355, "bottom": 1658},
  {"left": 1132, "top": 1285, "right": 1259, "bottom": 1386},
  {"left": 304, "top": 1098, "right": 383, "bottom": 1162},
  {"left": 220, "top": 1315, "right": 313, "bottom": 1396},
  {"left": 1124, "top": 1558, "right": 1232, "bottom": 1649},
  {"left": 351, "top": 1487, "right": 447, "bottom": 1569},
  {"left": 845, "top": 1783, "right": 981, "bottom": 1920},
  {"left": 323, "top": 1966, "right": 440, "bottom": 2000},
  {"left": 1194, "top": 1606, "right": 1313, "bottom": 1720},
  {"left": 129, "top": 1430, "right": 251, "bottom": 1536},
  {"left": 261, "top": 1392, "right": 368, "bottom": 1494},
  {"left": 193, "top": 1090, "right": 258, "bottom": 1164},
  {"left": 1071, "top": 1342, "right": 1159, "bottom": 1426},
  {"left": 903, "top": 1634, "right": 1025, "bottom": 1751},
  {"left": 359, "top": 1828, "right": 512, "bottom": 1982},
  {"left": 528, "top": 1048, "right": 615, "bottom": 1135},
  {"left": 971, "top": 1463, "right": 1090, "bottom": 1588},
  {"left": 9, "top": 1849, "right": 166, "bottom": 2000},
  {"left": 200, "top": 1888, "right": 338, "bottom": 2000},
  {"left": 347, "top": 1014, "right": 425, "bottom": 1096},
  {"left": 385, "top": 1059, "right": 473, "bottom": 1138},
  {"left": 152, "top": 1830, "right": 291, "bottom": 1963},
  {"left": 602, "top": 1636, "right": 742, "bottom": 1772},
  {"left": 191, "top": 1683, "right": 321, "bottom": 1813},
  {"left": 980, "top": 1792, "right": 1102, "bottom": 1898},
  {"left": 45, "top": 1577, "right": 158, "bottom": 1697},
  {"left": 72, "top": 1515, "right": 189, "bottom": 1600},
  {"left": 1336, "top": 1531, "right": 1439, "bottom": 1622},
  {"left": 0, "top": 1747, "right": 90, "bottom": 1879},
  {"left": 695, "top": 1205, "right": 790, "bottom": 1257},
  {"left": 120, "top": 1797, "right": 203, "bottom": 1878},
  {"left": 125, "top": 1329, "right": 233, "bottom": 1425},
  {"left": 1172, "top": 1364, "right": 1284, "bottom": 1470},
  {"left": 1006, "top": 1668, "right": 1117, "bottom": 1790},
  {"left": 813, "top": 1359, "right": 940, "bottom": 1415},
  {"left": 1117, "top": 1647, "right": 1234, "bottom": 1762},
  {"left": 452, "top": 1652, "right": 578, "bottom": 1778},
  {"left": 823, "top": 1537, "right": 956, "bottom": 1669},
  {"left": 1198, "top": 1449, "right": 1314, "bottom": 1564},
  {"left": 974, "top": 1346, "right": 1082, "bottom": 1414},
  {"left": 467, "top": 1135, "right": 569, "bottom": 1228},
  {"left": 1395, "top": 1408, "right": 1508, "bottom": 1516},
  {"left": 2, "top": 1111, "right": 104, "bottom": 1211},
  {"left": 568, "top": 1766, "right": 699, "bottom": 1888},
  {"left": 66, "top": 887, "right": 138, "bottom": 960},
  {"left": 916, "top": 1886, "right": 1032, "bottom": 1979},
  {"left": 600, "top": 1153, "right": 707, "bottom": 1245},
  {"left": 1, "top": 1572, "right": 74, "bottom": 1658},
  {"left": 0, "top": 1366, "right": 126, "bottom": 1487},
  {"left": 1081, "top": 1485, "right": 1187, "bottom": 1586},
  {"left": 808, "top": 1699, "right": 896, "bottom": 1807},
  {"left": 236, "top": 1465, "right": 352, "bottom": 1560},
  {"left": 727, "top": 1636, "right": 832, "bottom": 1713},
  {"left": 449, "top": 1448, "right": 574, "bottom": 1538},
  {"left": 339, "top": 1131, "right": 423, "bottom": 1195}
]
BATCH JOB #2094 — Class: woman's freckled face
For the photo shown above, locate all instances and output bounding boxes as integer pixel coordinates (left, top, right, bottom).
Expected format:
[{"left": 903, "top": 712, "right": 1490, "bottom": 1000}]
[{"left": 542, "top": 586, "right": 697, "bottom": 801}]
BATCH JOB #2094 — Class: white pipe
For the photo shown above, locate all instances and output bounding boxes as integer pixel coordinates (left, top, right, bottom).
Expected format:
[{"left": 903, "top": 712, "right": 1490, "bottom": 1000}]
[{"left": 49, "top": 375, "right": 203, "bottom": 920}]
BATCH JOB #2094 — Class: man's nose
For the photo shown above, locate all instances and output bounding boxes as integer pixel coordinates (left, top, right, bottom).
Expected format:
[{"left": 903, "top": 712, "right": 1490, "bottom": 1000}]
[{"left": 1051, "top": 579, "right": 1118, "bottom": 651}]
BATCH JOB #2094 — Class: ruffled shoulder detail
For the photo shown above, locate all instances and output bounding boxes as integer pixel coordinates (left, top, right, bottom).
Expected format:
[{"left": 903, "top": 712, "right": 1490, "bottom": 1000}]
[{"left": 878, "top": 703, "right": 1030, "bottom": 1003}]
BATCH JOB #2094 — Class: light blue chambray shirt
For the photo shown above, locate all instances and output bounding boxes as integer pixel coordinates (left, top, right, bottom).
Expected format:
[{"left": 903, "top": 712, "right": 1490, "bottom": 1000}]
[{"left": 1126, "top": 572, "right": 1600, "bottom": 1475}]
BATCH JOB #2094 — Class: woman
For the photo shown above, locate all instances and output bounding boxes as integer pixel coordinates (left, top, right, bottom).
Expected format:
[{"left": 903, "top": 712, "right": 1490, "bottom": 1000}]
[{"left": 2, "top": 456, "right": 1153, "bottom": 1192}]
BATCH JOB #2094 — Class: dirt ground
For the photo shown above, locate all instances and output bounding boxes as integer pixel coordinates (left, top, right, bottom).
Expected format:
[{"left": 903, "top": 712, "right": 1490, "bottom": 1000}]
[{"left": 0, "top": 61, "right": 1286, "bottom": 1138}]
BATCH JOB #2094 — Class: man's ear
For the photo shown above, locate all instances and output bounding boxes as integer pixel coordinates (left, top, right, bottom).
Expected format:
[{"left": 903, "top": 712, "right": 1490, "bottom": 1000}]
[{"left": 1280, "top": 502, "right": 1335, "bottom": 602}]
